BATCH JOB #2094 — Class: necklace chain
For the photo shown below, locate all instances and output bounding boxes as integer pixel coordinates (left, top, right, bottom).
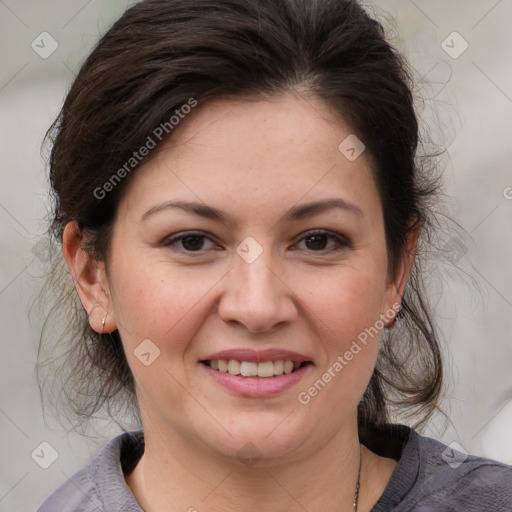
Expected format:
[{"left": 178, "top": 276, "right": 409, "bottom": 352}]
[{"left": 352, "top": 444, "right": 362, "bottom": 512}]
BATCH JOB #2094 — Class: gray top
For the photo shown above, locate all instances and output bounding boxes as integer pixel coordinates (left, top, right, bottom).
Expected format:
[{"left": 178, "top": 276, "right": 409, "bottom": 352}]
[{"left": 36, "top": 424, "right": 512, "bottom": 511}]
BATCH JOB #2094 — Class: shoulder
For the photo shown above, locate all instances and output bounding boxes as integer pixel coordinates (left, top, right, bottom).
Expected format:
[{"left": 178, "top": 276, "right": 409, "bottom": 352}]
[
  {"left": 412, "top": 431, "right": 512, "bottom": 507},
  {"left": 367, "top": 424, "right": 512, "bottom": 511},
  {"left": 35, "top": 465, "right": 95, "bottom": 512},
  {"left": 36, "top": 430, "right": 144, "bottom": 512}
]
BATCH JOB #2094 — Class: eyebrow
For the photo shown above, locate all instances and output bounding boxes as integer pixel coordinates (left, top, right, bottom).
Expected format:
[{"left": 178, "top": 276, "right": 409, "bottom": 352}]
[{"left": 140, "top": 198, "right": 364, "bottom": 225}]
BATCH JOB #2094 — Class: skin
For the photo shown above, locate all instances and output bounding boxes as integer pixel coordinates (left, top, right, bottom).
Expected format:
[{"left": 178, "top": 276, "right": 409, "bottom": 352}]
[{"left": 63, "top": 93, "right": 417, "bottom": 511}]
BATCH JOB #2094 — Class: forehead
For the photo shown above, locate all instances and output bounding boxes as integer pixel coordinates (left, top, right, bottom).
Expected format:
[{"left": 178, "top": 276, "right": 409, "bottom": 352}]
[
  {"left": 163, "top": 94, "right": 364, "bottom": 167},
  {"left": 118, "top": 94, "right": 381, "bottom": 223}
]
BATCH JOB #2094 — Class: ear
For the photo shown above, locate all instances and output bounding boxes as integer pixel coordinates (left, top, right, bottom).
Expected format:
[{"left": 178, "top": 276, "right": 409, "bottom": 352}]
[
  {"left": 383, "top": 220, "right": 420, "bottom": 327},
  {"left": 62, "top": 221, "right": 117, "bottom": 333}
]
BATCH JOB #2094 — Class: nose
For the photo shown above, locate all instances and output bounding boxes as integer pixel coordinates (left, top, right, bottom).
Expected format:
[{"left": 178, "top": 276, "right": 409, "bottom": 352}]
[{"left": 217, "top": 243, "right": 298, "bottom": 334}]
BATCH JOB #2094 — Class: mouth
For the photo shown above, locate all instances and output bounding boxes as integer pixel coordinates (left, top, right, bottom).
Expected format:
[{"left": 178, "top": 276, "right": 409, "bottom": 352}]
[
  {"left": 199, "top": 349, "right": 313, "bottom": 397},
  {"left": 201, "top": 359, "right": 312, "bottom": 378}
]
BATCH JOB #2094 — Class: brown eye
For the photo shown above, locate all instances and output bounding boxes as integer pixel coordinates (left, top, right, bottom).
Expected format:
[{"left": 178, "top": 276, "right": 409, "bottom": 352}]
[
  {"left": 180, "top": 235, "right": 205, "bottom": 251},
  {"left": 295, "top": 230, "right": 349, "bottom": 253},
  {"left": 304, "top": 234, "right": 329, "bottom": 251},
  {"left": 163, "top": 232, "right": 216, "bottom": 252}
]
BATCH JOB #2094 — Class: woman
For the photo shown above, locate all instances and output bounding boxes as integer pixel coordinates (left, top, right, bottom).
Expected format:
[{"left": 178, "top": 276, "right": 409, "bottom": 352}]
[{"left": 36, "top": 0, "right": 512, "bottom": 510}]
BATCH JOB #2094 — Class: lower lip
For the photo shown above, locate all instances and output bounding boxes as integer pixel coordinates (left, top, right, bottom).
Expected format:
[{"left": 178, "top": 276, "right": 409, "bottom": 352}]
[{"left": 200, "top": 363, "right": 310, "bottom": 398}]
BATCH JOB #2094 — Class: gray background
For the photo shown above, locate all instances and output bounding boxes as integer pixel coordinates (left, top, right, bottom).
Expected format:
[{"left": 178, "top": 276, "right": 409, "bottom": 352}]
[{"left": 1, "top": 0, "right": 511, "bottom": 510}]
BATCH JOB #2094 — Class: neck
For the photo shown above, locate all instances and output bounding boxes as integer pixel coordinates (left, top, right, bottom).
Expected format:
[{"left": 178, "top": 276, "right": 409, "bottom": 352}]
[{"left": 126, "top": 416, "right": 366, "bottom": 512}]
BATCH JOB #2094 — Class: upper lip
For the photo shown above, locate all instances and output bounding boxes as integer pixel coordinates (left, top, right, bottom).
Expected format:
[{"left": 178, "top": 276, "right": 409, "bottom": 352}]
[{"left": 201, "top": 348, "right": 311, "bottom": 363}]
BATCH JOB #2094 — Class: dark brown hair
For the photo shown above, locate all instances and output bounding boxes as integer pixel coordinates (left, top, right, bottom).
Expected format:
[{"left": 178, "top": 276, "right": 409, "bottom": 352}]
[{"left": 39, "top": 0, "right": 444, "bottom": 433}]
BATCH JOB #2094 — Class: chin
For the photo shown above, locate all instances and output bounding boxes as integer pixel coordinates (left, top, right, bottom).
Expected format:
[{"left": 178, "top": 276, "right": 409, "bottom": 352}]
[{"left": 197, "top": 415, "right": 311, "bottom": 466}]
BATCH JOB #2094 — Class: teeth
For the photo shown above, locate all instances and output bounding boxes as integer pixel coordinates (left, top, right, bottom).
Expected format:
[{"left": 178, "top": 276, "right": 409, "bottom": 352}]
[
  {"left": 228, "top": 359, "right": 241, "bottom": 375},
  {"left": 257, "top": 361, "right": 274, "bottom": 378},
  {"left": 207, "top": 359, "right": 304, "bottom": 377},
  {"left": 240, "top": 361, "right": 258, "bottom": 376}
]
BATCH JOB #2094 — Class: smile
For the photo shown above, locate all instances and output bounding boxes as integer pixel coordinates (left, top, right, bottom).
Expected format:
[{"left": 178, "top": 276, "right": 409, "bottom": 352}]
[
  {"left": 200, "top": 359, "right": 312, "bottom": 398},
  {"left": 202, "top": 359, "right": 309, "bottom": 377}
]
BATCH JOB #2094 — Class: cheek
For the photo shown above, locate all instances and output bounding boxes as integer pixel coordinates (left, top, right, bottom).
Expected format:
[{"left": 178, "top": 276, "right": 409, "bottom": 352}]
[
  {"left": 301, "top": 263, "right": 388, "bottom": 341},
  {"left": 107, "top": 252, "right": 216, "bottom": 353},
  {"left": 293, "top": 270, "right": 385, "bottom": 429}
]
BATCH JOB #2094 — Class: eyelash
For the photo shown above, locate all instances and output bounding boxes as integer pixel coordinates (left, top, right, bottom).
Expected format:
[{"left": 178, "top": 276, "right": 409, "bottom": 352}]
[{"left": 162, "top": 230, "right": 350, "bottom": 255}]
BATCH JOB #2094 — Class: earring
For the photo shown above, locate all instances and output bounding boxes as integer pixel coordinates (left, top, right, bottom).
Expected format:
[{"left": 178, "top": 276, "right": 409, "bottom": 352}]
[{"left": 101, "top": 314, "right": 107, "bottom": 333}]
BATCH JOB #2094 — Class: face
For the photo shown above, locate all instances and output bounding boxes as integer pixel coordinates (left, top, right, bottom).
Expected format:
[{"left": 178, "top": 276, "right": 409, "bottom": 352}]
[{"left": 83, "top": 94, "right": 407, "bottom": 463}]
